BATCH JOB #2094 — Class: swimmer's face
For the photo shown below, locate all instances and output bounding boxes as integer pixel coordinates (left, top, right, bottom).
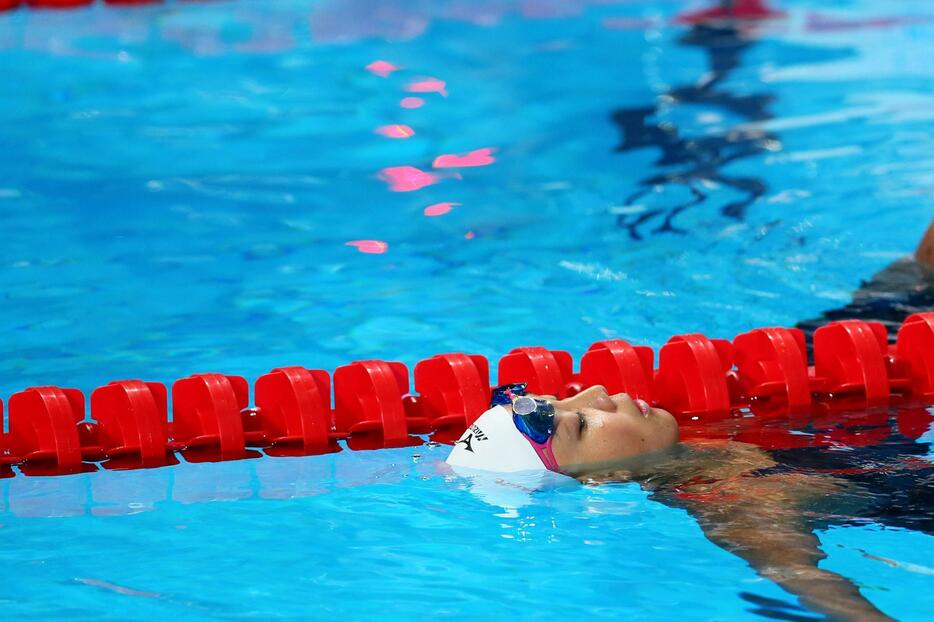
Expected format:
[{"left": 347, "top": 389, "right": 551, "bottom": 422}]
[{"left": 534, "top": 385, "right": 679, "bottom": 475}]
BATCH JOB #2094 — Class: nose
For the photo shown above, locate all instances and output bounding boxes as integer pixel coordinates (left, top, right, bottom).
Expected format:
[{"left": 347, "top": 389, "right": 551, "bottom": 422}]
[{"left": 574, "top": 385, "right": 617, "bottom": 413}]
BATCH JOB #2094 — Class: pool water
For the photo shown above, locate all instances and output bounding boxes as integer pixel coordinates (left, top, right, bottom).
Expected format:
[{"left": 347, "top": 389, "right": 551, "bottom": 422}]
[{"left": 1, "top": 0, "right": 933, "bottom": 619}]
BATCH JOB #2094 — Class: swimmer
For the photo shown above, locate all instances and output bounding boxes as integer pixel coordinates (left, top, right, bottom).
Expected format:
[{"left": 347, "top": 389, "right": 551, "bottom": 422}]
[
  {"left": 448, "top": 220, "right": 934, "bottom": 622},
  {"left": 796, "top": 217, "right": 934, "bottom": 357}
]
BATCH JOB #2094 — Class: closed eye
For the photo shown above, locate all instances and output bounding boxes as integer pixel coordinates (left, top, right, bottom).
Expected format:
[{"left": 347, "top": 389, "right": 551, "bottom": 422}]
[{"left": 577, "top": 410, "right": 587, "bottom": 436}]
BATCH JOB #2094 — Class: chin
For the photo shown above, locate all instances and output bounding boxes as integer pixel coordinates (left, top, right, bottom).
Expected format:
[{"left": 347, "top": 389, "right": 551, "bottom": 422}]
[
  {"left": 653, "top": 406, "right": 678, "bottom": 425},
  {"left": 652, "top": 408, "right": 680, "bottom": 445}
]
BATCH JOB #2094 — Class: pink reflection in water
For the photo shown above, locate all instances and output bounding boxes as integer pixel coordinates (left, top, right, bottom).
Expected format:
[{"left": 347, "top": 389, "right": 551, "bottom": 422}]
[
  {"left": 366, "top": 60, "right": 401, "bottom": 77},
  {"left": 406, "top": 77, "right": 447, "bottom": 96},
  {"left": 378, "top": 166, "right": 441, "bottom": 192},
  {"left": 375, "top": 124, "right": 416, "bottom": 139},
  {"left": 432, "top": 148, "right": 497, "bottom": 168},
  {"left": 465, "top": 231, "right": 476, "bottom": 240},
  {"left": 345, "top": 240, "right": 389, "bottom": 254},
  {"left": 400, "top": 97, "right": 426, "bottom": 109},
  {"left": 424, "top": 202, "right": 459, "bottom": 217}
]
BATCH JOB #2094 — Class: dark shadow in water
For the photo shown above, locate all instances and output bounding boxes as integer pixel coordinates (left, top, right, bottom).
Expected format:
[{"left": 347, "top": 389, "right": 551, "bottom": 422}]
[
  {"left": 739, "top": 592, "right": 822, "bottom": 622},
  {"left": 611, "top": 24, "right": 779, "bottom": 239}
]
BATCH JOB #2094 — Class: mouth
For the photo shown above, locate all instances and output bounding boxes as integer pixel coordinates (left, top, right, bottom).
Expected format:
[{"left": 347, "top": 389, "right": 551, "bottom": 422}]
[
  {"left": 634, "top": 398, "right": 651, "bottom": 417},
  {"left": 609, "top": 392, "right": 651, "bottom": 418}
]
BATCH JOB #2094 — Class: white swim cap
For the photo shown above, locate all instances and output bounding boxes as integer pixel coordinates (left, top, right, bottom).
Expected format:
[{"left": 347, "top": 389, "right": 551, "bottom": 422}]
[{"left": 445, "top": 405, "right": 547, "bottom": 472}]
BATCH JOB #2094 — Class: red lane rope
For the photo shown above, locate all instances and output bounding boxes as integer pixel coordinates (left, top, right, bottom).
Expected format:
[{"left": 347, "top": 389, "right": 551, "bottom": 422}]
[{"left": 1, "top": 313, "right": 932, "bottom": 478}]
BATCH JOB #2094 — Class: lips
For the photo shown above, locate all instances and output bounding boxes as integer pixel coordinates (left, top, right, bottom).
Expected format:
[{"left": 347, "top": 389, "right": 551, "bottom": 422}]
[{"left": 634, "top": 398, "right": 651, "bottom": 417}]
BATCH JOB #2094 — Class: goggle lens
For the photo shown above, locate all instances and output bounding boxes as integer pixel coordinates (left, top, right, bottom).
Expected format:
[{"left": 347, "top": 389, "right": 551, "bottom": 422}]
[
  {"left": 513, "top": 399, "right": 555, "bottom": 445},
  {"left": 490, "top": 384, "right": 556, "bottom": 446}
]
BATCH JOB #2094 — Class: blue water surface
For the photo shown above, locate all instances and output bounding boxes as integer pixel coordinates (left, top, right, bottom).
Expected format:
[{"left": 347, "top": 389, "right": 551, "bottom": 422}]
[{"left": 1, "top": 0, "right": 933, "bottom": 619}]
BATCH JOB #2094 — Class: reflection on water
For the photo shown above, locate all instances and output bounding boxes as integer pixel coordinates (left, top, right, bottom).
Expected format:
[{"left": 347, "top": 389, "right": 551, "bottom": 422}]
[
  {"left": 612, "top": 23, "right": 780, "bottom": 239},
  {"left": 2, "top": 405, "right": 932, "bottom": 525},
  {"left": 0, "top": 2, "right": 933, "bottom": 620},
  {"left": 0, "top": 447, "right": 432, "bottom": 518},
  {"left": 676, "top": 405, "right": 934, "bottom": 533}
]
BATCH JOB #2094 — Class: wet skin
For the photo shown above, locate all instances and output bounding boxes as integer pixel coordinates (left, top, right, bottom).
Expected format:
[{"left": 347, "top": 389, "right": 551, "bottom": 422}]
[
  {"left": 508, "top": 215, "right": 934, "bottom": 620},
  {"left": 535, "top": 385, "right": 680, "bottom": 474},
  {"left": 527, "top": 385, "right": 894, "bottom": 621},
  {"left": 917, "top": 218, "right": 934, "bottom": 268}
]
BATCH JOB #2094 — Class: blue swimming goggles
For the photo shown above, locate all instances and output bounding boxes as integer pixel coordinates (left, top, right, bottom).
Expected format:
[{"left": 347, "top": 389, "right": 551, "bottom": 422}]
[{"left": 490, "top": 383, "right": 557, "bottom": 445}]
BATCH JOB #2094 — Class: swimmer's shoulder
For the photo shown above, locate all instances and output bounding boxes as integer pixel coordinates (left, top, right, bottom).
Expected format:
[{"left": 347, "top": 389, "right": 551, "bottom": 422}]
[
  {"left": 854, "top": 255, "right": 933, "bottom": 302},
  {"left": 580, "top": 440, "right": 776, "bottom": 487},
  {"left": 915, "top": 218, "right": 934, "bottom": 269},
  {"left": 677, "top": 438, "right": 777, "bottom": 479}
]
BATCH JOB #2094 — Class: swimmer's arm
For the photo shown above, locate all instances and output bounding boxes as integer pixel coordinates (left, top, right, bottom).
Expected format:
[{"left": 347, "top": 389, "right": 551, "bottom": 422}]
[
  {"left": 916, "top": 218, "right": 934, "bottom": 269},
  {"left": 688, "top": 489, "right": 894, "bottom": 622}
]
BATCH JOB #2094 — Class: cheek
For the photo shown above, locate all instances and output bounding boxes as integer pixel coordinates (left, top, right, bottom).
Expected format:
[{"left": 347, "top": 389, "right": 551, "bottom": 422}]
[
  {"left": 599, "top": 415, "right": 676, "bottom": 458},
  {"left": 553, "top": 412, "right": 679, "bottom": 470},
  {"left": 587, "top": 419, "right": 645, "bottom": 461},
  {"left": 551, "top": 432, "right": 580, "bottom": 467},
  {"left": 551, "top": 421, "right": 633, "bottom": 468}
]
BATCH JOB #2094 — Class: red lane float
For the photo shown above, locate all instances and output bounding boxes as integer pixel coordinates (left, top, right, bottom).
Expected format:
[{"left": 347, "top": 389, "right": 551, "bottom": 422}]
[
  {"left": 732, "top": 327, "right": 811, "bottom": 413},
  {"left": 896, "top": 313, "right": 934, "bottom": 400},
  {"left": 811, "top": 320, "right": 890, "bottom": 407},
  {"left": 498, "top": 346, "right": 574, "bottom": 398},
  {"left": 171, "top": 373, "right": 260, "bottom": 462},
  {"left": 253, "top": 366, "right": 339, "bottom": 456},
  {"left": 579, "top": 340, "right": 654, "bottom": 401},
  {"left": 414, "top": 353, "right": 490, "bottom": 440},
  {"left": 655, "top": 334, "right": 733, "bottom": 421},
  {"left": 0, "top": 314, "right": 932, "bottom": 477},
  {"left": 91, "top": 380, "right": 176, "bottom": 469},
  {"left": 333, "top": 360, "right": 422, "bottom": 449},
  {"left": 7, "top": 386, "right": 94, "bottom": 475}
]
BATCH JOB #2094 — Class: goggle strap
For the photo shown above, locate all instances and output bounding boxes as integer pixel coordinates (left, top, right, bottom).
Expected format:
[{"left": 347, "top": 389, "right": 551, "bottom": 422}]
[{"left": 527, "top": 438, "right": 563, "bottom": 474}]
